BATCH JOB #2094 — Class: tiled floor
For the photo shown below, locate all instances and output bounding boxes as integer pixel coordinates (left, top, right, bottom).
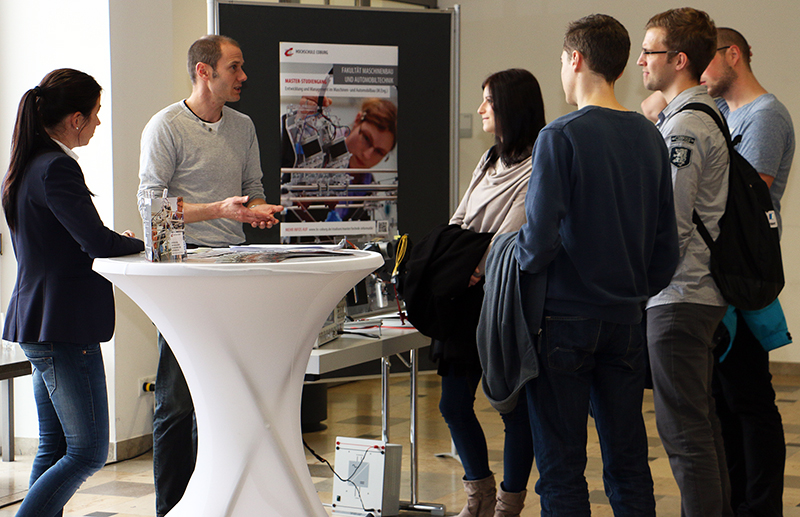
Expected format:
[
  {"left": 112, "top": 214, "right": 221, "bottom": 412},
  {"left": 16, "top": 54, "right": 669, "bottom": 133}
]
[{"left": 4, "top": 371, "right": 800, "bottom": 516}]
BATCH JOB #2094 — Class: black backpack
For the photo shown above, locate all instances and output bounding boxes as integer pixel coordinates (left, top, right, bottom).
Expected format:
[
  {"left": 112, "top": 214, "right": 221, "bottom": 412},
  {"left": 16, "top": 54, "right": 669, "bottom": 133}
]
[{"left": 678, "top": 102, "right": 784, "bottom": 311}]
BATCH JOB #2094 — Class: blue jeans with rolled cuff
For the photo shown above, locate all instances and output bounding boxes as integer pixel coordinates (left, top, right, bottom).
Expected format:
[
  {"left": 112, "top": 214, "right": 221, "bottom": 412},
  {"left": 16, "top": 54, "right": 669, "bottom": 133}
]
[{"left": 18, "top": 342, "right": 109, "bottom": 517}]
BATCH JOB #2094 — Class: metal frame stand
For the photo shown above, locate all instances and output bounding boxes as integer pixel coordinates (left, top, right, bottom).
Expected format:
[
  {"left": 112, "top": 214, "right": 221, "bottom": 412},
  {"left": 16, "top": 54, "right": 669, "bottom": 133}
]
[
  {"left": 1, "top": 378, "right": 15, "bottom": 462},
  {"left": 381, "top": 349, "right": 445, "bottom": 516}
]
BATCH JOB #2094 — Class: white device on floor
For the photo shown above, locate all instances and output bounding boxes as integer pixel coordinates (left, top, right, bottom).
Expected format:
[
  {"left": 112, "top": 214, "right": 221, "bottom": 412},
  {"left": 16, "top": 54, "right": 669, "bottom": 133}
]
[{"left": 331, "top": 437, "right": 402, "bottom": 517}]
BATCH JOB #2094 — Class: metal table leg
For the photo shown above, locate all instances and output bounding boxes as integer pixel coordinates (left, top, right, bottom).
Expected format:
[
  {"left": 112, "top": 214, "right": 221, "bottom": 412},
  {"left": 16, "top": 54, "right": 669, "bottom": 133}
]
[
  {"left": 399, "top": 349, "right": 445, "bottom": 515},
  {"left": 1, "top": 378, "right": 15, "bottom": 462},
  {"left": 381, "top": 357, "right": 391, "bottom": 443},
  {"left": 434, "top": 438, "right": 461, "bottom": 462}
]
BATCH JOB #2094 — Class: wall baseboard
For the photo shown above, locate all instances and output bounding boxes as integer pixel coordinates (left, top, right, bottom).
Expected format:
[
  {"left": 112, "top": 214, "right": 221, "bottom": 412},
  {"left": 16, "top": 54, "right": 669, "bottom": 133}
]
[
  {"left": 8, "top": 361, "right": 800, "bottom": 461},
  {"left": 110, "top": 434, "right": 153, "bottom": 462},
  {"left": 769, "top": 361, "right": 800, "bottom": 377}
]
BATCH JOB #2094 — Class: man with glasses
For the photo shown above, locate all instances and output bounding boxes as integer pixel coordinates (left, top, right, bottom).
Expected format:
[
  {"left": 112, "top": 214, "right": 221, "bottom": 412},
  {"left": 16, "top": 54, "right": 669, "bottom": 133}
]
[
  {"left": 637, "top": 8, "right": 732, "bottom": 516},
  {"left": 702, "top": 28, "right": 795, "bottom": 517}
]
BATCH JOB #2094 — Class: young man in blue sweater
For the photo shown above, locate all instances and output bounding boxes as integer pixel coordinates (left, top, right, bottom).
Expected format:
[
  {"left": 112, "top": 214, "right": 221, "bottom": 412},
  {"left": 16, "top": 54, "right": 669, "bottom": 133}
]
[{"left": 514, "top": 14, "right": 679, "bottom": 516}]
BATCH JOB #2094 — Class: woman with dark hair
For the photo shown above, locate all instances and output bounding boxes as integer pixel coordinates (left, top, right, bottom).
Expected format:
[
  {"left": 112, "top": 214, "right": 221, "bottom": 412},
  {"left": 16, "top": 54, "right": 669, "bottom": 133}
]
[
  {"left": 2, "top": 68, "right": 143, "bottom": 516},
  {"left": 439, "top": 68, "right": 545, "bottom": 517}
]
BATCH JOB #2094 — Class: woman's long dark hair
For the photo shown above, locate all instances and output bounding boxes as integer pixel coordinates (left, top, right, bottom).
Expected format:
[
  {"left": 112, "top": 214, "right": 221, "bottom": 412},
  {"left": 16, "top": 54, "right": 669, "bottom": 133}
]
[
  {"left": 2, "top": 69, "right": 102, "bottom": 230},
  {"left": 481, "top": 68, "right": 546, "bottom": 171}
]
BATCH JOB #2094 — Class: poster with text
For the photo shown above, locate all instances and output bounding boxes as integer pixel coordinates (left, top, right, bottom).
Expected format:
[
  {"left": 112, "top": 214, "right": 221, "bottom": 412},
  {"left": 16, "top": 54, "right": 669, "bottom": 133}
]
[{"left": 279, "top": 42, "right": 398, "bottom": 243}]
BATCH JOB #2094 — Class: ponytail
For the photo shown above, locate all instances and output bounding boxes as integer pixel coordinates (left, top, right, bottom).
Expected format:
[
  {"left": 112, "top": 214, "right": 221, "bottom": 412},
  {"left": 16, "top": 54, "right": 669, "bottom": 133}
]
[{"left": 2, "top": 69, "right": 101, "bottom": 231}]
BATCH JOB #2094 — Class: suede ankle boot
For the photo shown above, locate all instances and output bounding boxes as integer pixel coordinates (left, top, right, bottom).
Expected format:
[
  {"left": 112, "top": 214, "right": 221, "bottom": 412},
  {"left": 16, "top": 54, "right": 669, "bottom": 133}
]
[
  {"left": 456, "top": 473, "right": 496, "bottom": 517},
  {"left": 494, "top": 484, "right": 527, "bottom": 517}
]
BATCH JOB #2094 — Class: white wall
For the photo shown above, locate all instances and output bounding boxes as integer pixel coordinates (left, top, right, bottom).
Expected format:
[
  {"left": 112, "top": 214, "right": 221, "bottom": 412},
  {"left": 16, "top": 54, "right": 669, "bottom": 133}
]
[
  {"left": 106, "top": 0, "right": 174, "bottom": 453},
  {"left": 441, "top": 0, "right": 800, "bottom": 363},
  {"left": 0, "top": 0, "right": 117, "bottom": 440},
  {"left": 105, "top": 0, "right": 207, "bottom": 453},
  {"left": 0, "top": 0, "right": 206, "bottom": 452}
]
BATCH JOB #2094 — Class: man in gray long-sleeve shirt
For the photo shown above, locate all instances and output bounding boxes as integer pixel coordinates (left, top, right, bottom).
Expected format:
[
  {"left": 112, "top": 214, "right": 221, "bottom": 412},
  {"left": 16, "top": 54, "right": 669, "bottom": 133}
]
[
  {"left": 638, "top": 8, "right": 732, "bottom": 516},
  {"left": 137, "top": 35, "right": 282, "bottom": 517}
]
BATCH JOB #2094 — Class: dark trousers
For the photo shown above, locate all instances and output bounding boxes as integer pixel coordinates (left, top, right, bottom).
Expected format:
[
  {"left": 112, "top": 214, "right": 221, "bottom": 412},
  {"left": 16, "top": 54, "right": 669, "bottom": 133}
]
[
  {"left": 713, "top": 309, "right": 785, "bottom": 517},
  {"left": 153, "top": 334, "right": 197, "bottom": 517},
  {"left": 527, "top": 313, "right": 655, "bottom": 516},
  {"left": 647, "top": 303, "right": 732, "bottom": 517}
]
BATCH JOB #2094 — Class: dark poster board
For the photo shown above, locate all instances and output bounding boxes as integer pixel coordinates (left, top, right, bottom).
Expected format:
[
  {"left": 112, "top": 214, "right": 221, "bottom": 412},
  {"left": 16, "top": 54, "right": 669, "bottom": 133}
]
[{"left": 217, "top": 2, "right": 454, "bottom": 245}]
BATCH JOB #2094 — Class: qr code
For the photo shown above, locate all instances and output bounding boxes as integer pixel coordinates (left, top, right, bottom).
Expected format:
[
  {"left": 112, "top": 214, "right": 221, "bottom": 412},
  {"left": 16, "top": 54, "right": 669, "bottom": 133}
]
[{"left": 377, "top": 221, "right": 389, "bottom": 234}]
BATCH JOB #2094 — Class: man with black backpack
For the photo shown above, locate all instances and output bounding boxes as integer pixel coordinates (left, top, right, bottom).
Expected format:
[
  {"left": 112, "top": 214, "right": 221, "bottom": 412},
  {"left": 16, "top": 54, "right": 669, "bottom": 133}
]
[
  {"left": 637, "top": 8, "right": 733, "bottom": 516},
  {"left": 641, "top": 25, "right": 795, "bottom": 515},
  {"left": 702, "top": 28, "right": 795, "bottom": 517}
]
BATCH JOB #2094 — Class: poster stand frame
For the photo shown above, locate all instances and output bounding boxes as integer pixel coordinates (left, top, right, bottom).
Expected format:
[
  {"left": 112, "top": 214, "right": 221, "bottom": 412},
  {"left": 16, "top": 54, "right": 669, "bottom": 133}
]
[
  {"left": 212, "top": 0, "right": 459, "bottom": 248},
  {"left": 212, "top": 3, "right": 459, "bottom": 514}
]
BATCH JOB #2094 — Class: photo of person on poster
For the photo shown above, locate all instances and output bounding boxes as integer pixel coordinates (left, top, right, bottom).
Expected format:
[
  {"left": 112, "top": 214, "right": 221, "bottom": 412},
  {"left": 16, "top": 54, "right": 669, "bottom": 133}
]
[
  {"left": 278, "top": 41, "right": 398, "bottom": 241},
  {"left": 282, "top": 96, "right": 396, "bottom": 171}
]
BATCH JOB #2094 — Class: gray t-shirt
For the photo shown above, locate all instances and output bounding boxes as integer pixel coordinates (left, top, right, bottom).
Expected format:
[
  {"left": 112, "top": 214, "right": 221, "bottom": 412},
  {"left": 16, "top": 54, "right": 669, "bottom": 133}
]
[
  {"left": 717, "top": 94, "right": 795, "bottom": 236},
  {"left": 138, "top": 101, "right": 266, "bottom": 247}
]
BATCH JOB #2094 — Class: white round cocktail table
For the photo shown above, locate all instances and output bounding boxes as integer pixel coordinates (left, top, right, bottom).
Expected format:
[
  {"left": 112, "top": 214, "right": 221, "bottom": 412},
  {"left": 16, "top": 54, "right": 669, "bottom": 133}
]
[{"left": 94, "top": 249, "right": 382, "bottom": 517}]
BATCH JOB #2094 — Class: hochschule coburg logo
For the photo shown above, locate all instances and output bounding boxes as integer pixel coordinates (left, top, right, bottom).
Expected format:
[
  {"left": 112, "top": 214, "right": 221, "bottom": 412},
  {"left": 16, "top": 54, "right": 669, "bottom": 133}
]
[{"left": 284, "top": 47, "right": 294, "bottom": 57}]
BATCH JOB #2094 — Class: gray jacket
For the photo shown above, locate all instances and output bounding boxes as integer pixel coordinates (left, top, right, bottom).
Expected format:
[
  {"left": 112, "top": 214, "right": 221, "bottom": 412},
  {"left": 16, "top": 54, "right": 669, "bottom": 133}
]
[{"left": 476, "top": 231, "right": 546, "bottom": 413}]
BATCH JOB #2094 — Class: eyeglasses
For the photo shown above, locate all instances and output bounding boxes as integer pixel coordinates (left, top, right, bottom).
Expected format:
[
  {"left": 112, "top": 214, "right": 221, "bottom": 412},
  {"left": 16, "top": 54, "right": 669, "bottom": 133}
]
[
  {"left": 716, "top": 46, "right": 731, "bottom": 52},
  {"left": 641, "top": 49, "right": 681, "bottom": 56}
]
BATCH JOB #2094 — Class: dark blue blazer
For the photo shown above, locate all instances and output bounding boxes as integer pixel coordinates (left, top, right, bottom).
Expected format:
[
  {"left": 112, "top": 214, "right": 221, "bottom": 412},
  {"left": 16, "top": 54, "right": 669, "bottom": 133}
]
[{"left": 3, "top": 151, "right": 144, "bottom": 345}]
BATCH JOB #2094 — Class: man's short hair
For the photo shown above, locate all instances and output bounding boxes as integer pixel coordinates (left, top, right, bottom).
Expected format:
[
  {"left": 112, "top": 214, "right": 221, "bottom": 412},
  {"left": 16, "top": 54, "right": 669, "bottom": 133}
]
[
  {"left": 187, "top": 35, "right": 240, "bottom": 84},
  {"left": 718, "top": 27, "right": 752, "bottom": 70},
  {"left": 645, "top": 8, "right": 717, "bottom": 82},
  {"left": 563, "top": 14, "right": 630, "bottom": 84}
]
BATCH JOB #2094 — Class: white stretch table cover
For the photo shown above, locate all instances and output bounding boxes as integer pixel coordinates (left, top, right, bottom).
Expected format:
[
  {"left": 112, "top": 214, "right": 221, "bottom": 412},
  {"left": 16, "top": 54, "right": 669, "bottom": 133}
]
[{"left": 93, "top": 250, "right": 383, "bottom": 517}]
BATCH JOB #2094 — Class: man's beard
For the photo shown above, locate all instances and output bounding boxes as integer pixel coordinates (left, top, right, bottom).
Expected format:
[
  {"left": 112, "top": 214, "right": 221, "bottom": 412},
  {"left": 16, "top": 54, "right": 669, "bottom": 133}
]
[{"left": 708, "top": 65, "right": 737, "bottom": 98}]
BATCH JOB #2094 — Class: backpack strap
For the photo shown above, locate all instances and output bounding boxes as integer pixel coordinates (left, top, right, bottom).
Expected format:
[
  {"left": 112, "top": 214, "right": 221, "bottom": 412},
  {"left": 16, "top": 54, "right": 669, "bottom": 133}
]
[
  {"left": 678, "top": 102, "right": 732, "bottom": 146},
  {"left": 691, "top": 210, "right": 715, "bottom": 250},
  {"left": 677, "top": 102, "right": 731, "bottom": 252}
]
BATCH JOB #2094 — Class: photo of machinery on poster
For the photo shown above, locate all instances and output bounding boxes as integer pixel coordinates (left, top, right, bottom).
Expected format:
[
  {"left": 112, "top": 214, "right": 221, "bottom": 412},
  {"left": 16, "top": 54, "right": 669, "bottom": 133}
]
[{"left": 279, "top": 41, "right": 398, "bottom": 244}]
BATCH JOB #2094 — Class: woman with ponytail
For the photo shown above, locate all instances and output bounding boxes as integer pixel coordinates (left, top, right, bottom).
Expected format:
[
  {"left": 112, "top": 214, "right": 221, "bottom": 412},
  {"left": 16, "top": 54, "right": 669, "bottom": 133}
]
[{"left": 2, "top": 68, "right": 143, "bottom": 516}]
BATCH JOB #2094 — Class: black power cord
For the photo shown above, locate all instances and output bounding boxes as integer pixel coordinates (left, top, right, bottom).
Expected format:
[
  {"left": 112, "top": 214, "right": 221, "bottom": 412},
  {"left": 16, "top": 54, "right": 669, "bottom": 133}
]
[{"left": 304, "top": 439, "right": 378, "bottom": 515}]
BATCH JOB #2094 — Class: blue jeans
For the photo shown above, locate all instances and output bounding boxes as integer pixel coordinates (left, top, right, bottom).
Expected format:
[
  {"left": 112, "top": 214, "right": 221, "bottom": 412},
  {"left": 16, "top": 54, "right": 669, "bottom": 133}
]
[
  {"left": 526, "top": 313, "right": 655, "bottom": 516},
  {"left": 153, "top": 334, "right": 197, "bottom": 517},
  {"left": 18, "top": 342, "right": 109, "bottom": 517},
  {"left": 439, "top": 364, "right": 534, "bottom": 493}
]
